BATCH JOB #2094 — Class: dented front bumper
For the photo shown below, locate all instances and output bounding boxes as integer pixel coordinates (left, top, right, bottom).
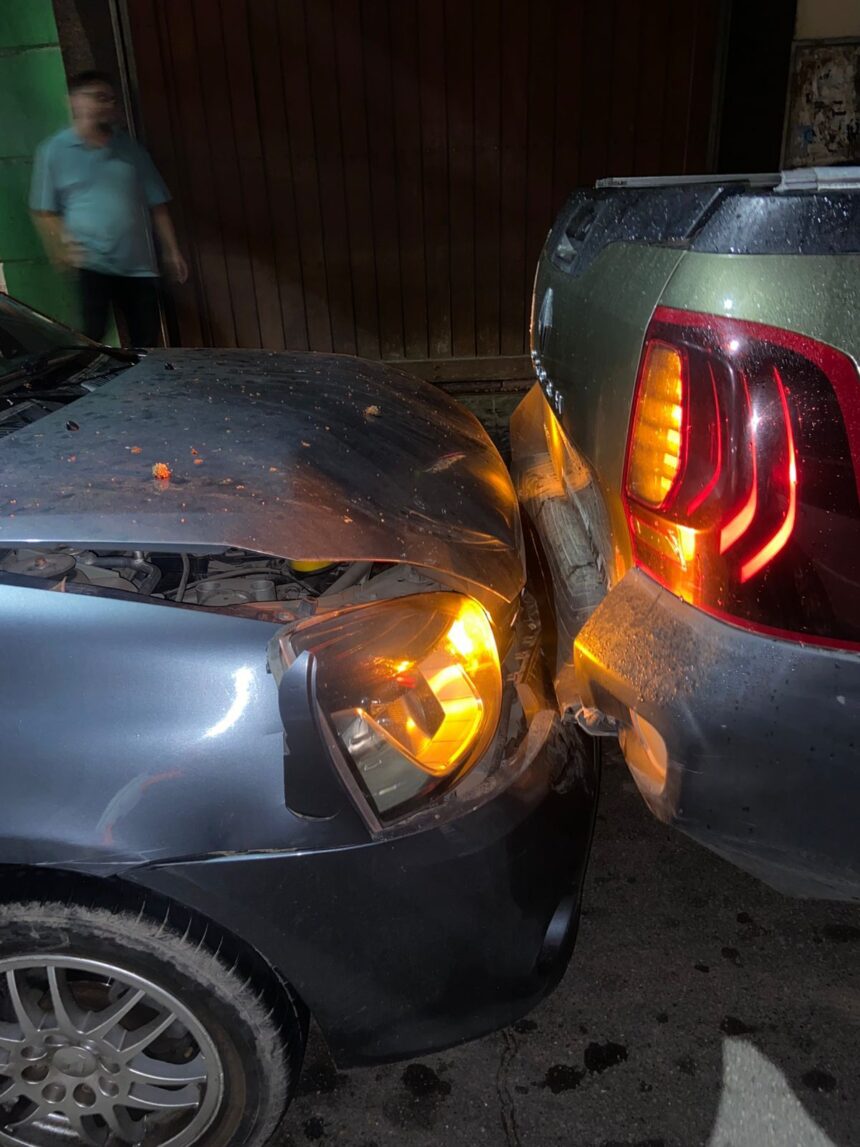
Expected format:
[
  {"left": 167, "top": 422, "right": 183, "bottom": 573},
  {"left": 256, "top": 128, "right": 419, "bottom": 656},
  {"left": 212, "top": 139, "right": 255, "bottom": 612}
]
[{"left": 129, "top": 702, "right": 597, "bottom": 1066}]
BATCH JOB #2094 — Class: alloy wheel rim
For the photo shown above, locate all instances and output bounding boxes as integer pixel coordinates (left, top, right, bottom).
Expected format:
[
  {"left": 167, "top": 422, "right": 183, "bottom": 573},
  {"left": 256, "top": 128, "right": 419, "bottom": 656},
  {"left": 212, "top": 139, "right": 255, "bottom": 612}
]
[{"left": 0, "top": 955, "right": 224, "bottom": 1147}]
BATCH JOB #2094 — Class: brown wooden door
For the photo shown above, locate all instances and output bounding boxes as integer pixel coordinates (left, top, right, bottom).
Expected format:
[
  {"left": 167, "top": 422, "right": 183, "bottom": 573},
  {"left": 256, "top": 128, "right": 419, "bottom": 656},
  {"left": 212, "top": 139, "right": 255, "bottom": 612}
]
[{"left": 123, "top": 0, "right": 726, "bottom": 377}]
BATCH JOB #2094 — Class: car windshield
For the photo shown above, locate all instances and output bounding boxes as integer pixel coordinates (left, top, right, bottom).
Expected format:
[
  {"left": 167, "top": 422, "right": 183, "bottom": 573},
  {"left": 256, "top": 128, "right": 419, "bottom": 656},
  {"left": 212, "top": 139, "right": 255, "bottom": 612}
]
[
  {"left": 0, "top": 296, "right": 132, "bottom": 440},
  {"left": 0, "top": 293, "right": 94, "bottom": 379}
]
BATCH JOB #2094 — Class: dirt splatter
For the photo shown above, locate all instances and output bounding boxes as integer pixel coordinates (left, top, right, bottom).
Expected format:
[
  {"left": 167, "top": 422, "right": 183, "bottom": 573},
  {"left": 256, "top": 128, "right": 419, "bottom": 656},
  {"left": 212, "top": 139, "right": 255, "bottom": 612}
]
[
  {"left": 802, "top": 1069, "right": 837, "bottom": 1093},
  {"left": 720, "top": 1016, "right": 758, "bottom": 1036},
  {"left": 298, "top": 1062, "right": 348, "bottom": 1096},
  {"left": 585, "top": 1042, "right": 628, "bottom": 1074},
  {"left": 401, "top": 1064, "right": 451, "bottom": 1099},
  {"left": 721, "top": 946, "right": 742, "bottom": 965},
  {"left": 694, "top": 963, "right": 710, "bottom": 974},
  {"left": 513, "top": 1019, "right": 538, "bottom": 1034},
  {"left": 676, "top": 1056, "right": 697, "bottom": 1077},
  {"left": 303, "top": 1116, "right": 325, "bottom": 1140},
  {"left": 542, "top": 1064, "right": 585, "bottom": 1093},
  {"left": 384, "top": 1063, "right": 450, "bottom": 1131}
]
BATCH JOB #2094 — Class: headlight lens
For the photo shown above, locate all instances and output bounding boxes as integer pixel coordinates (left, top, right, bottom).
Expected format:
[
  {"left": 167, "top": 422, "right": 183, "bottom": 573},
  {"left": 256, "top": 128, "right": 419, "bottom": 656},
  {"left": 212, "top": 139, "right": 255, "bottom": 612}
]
[{"left": 287, "top": 593, "right": 502, "bottom": 821}]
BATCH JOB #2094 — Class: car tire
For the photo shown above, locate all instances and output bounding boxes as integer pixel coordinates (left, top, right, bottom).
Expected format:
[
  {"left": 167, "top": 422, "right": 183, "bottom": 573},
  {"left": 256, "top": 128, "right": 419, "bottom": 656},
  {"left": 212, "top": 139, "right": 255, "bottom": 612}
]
[{"left": 0, "top": 899, "right": 302, "bottom": 1147}]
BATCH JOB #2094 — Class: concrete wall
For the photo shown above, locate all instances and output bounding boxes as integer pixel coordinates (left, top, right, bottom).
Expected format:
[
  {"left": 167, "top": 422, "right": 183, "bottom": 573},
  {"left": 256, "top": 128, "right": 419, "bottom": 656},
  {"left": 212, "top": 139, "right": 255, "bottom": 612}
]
[
  {"left": 0, "top": 0, "right": 80, "bottom": 327},
  {"left": 796, "top": 0, "right": 860, "bottom": 40}
]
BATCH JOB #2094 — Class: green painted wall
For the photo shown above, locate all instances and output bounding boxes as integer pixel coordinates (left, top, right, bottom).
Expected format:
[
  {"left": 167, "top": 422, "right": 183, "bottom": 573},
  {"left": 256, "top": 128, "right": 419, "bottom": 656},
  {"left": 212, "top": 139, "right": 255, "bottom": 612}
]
[{"left": 0, "top": 0, "right": 80, "bottom": 328}]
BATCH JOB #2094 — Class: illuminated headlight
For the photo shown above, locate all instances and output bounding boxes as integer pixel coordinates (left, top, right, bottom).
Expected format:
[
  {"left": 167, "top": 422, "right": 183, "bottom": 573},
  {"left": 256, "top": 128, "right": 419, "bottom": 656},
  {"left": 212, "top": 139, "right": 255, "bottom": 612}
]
[{"left": 281, "top": 594, "right": 502, "bottom": 822}]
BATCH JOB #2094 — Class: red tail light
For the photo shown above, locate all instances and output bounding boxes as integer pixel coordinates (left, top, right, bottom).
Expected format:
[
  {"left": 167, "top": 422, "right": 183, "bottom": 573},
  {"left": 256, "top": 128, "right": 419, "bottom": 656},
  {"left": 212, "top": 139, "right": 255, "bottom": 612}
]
[{"left": 623, "top": 307, "right": 860, "bottom": 647}]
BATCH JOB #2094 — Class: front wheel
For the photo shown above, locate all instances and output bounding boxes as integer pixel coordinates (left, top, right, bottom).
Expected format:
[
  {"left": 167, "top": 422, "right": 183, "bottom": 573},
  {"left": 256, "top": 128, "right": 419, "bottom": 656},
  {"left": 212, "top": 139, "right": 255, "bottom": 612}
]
[{"left": 0, "top": 900, "right": 302, "bottom": 1147}]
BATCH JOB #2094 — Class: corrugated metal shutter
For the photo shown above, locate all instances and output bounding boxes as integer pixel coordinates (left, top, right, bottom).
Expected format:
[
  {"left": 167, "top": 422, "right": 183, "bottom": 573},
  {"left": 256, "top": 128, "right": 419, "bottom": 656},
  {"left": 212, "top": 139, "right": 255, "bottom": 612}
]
[{"left": 124, "top": 0, "right": 726, "bottom": 377}]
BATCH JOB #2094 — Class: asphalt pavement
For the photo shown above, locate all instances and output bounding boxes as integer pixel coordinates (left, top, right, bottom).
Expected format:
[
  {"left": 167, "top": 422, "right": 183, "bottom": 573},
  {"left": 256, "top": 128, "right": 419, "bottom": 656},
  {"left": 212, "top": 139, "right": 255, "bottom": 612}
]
[{"left": 277, "top": 751, "right": 860, "bottom": 1147}]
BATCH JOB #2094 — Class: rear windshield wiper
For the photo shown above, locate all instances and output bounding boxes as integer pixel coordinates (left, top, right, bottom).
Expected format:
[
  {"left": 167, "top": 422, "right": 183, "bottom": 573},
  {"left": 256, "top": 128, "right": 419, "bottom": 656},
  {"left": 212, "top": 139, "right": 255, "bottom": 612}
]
[
  {"left": 0, "top": 374, "right": 92, "bottom": 438},
  {"left": 7, "top": 345, "right": 94, "bottom": 377},
  {"left": 0, "top": 344, "right": 122, "bottom": 391}
]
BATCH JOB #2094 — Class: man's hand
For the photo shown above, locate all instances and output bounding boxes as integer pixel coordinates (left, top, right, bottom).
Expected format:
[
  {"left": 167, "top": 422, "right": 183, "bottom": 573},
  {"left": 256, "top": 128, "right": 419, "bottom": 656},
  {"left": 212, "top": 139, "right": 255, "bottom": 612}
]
[
  {"left": 32, "top": 211, "right": 85, "bottom": 271},
  {"left": 152, "top": 204, "right": 189, "bottom": 285},
  {"left": 165, "top": 250, "right": 189, "bottom": 285},
  {"left": 60, "top": 236, "right": 87, "bottom": 269}
]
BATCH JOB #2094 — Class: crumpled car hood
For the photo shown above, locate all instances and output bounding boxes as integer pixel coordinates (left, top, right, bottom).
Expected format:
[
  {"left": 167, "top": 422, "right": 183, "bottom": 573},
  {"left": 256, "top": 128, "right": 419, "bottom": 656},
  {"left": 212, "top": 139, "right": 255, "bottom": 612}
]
[{"left": 0, "top": 349, "right": 523, "bottom": 604}]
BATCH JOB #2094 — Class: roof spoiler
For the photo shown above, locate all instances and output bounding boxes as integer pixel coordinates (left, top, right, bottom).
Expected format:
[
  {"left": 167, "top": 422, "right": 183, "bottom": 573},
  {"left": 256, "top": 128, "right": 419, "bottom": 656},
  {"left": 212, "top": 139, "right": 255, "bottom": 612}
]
[
  {"left": 596, "top": 168, "right": 860, "bottom": 192},
  {"left": 776, "top": 166, "right": 860, "bottom": 191}
]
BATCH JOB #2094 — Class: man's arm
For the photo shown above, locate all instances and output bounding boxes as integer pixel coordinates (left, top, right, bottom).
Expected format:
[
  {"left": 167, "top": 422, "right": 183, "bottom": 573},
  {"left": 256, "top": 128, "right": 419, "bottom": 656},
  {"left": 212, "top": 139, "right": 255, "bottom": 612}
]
[
  {"left": 152, "top": 203, "right": 188, "bottom": 285},
  {"left": 31, "top": 211, "right": 84, "bottom": 270},
  {"left": 135, "top": 140, "right": 188, "bottom": 285},
  {"left": 30, "top": 141, "right": 83, "bottom": 269}
]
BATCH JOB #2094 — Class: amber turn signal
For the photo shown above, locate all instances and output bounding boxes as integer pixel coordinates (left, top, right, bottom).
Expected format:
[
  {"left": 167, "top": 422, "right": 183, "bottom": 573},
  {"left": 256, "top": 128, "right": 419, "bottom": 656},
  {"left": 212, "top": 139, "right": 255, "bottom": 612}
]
[{"left": 626, "top": 341, "right": 685, "bottom": 509}]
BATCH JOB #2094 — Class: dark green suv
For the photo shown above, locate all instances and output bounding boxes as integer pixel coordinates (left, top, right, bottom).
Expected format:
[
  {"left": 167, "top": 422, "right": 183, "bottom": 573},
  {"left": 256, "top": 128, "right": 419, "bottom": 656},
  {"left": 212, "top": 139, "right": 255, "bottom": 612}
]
[{"left": 513, "top": 169, "right": 860, "bottom": 901}]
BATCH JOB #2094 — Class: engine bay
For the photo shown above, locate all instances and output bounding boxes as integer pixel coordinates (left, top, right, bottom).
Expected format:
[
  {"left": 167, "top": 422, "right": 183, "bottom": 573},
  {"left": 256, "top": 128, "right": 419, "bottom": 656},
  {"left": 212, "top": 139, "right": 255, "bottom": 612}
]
[{"left": 0, "top": 546, "right": 445, "bottom": 624}]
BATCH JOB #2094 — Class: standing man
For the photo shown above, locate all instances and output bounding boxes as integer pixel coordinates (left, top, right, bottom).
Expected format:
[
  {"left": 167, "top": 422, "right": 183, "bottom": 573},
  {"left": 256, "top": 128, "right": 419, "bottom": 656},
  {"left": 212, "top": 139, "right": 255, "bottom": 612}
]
[{"left": 30, "top": 70, "right": 188, "bottom": 347}]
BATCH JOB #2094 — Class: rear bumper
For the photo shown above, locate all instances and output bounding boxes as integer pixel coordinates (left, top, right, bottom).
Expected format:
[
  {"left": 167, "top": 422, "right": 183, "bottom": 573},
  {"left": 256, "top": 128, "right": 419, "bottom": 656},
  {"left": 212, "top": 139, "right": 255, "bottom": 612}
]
[
  {"left": 576, "top": 569, "right": 860, "bottom": 900},
  {"left": 129, "top": 711, "right": 598, "bottom": 1066}
]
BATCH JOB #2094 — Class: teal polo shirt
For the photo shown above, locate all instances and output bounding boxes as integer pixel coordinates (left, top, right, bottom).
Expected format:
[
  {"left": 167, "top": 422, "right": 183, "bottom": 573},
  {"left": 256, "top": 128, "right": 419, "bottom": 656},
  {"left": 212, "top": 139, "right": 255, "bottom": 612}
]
[{"left": 30, "top": 127, "right": 170, "bottom": 277}]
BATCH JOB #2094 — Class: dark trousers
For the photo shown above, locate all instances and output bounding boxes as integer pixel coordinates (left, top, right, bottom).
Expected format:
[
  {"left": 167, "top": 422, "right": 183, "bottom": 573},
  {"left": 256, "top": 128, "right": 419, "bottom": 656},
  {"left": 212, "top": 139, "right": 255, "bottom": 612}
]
[{"left": 79, "top": 269, "right": 162, "bottom": 348}]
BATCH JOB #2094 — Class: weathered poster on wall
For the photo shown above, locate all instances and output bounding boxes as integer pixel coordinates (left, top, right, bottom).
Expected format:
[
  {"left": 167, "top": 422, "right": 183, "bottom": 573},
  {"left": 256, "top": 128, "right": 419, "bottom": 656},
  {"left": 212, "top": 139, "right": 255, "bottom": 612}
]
[{"left": 783, "top": 40, "right": 860, "bottom": 166}]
